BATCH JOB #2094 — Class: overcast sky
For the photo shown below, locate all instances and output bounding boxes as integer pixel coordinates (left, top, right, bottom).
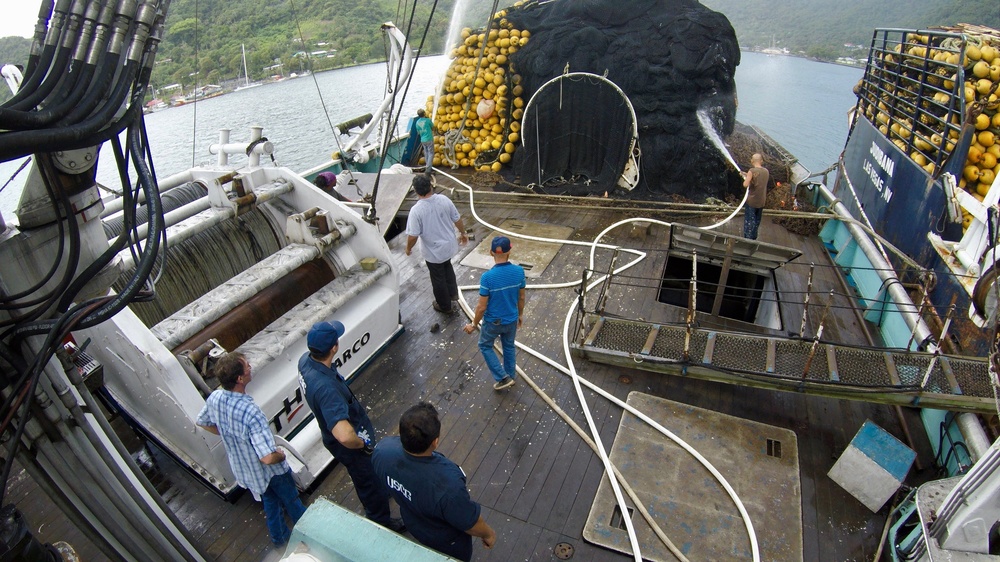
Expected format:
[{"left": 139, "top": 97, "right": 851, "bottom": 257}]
[{"left": 2, "top": 5, "right": 39, "bottom": 39}]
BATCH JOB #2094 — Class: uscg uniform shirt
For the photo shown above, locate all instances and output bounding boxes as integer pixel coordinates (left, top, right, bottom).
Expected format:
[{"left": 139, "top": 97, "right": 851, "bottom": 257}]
[
  {"left": 298, "top": 355, "right": 374, "bottom": 453},
  {"left": 372, "top": 437, "right": 480, "bottom": 560}
]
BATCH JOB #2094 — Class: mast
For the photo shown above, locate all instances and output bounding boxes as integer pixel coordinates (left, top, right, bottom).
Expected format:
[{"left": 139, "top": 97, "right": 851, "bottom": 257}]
[{"left": 242, "top": 43, "right": 250, "bottom": 87}]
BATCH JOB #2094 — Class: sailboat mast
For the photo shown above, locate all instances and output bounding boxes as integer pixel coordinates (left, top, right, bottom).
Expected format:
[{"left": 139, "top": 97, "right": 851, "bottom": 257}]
[{"left": 242, "top": 44, "right": 250, "bottom": 86}]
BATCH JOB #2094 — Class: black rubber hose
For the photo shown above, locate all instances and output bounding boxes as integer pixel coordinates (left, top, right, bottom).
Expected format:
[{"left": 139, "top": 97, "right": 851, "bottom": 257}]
[
  {"left": 3, "top": 42, "right": 56, "bottom": 109},
  {"left": 69, "top": 125, "right": 162, "bottom": 331},
  {"left": 0, "top": 63, "right": 97, "bottom": 130},
  {"left": 58, "top": 52, "right": 123, "bottom": 126},
  {"left": 3, "top": 37, "right": 75, "bottom": 113},
  {"left": 0, "top": 155, "right": 83, "bottom": 329},
  {"left": 55, "top": 140, "right": 140, "bottom": 313},
  {"left": 15, "top": 0, "right": 56, "bottom": 83},
  {"left": 0, "top": 61, "right": 138, "bottom": 161}
]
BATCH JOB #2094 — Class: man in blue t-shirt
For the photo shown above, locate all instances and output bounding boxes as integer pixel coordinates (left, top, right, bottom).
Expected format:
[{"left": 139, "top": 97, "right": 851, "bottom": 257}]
[
  {"left": 414, "top": 109, "right": 435, "bottom": 170},
  {"left": 463, "top": 236, "right": 527, "bottom": 391},
  {"left": 372, "top": 402, "right": 496, "bottom": 561},
  {"left": 298, "top": 320, "right": 404, "bottom": 533}
]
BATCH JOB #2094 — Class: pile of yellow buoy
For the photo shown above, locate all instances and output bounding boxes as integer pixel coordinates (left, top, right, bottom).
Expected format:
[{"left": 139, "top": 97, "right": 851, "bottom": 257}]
[
  {"left": 862, "top": 29, "right": 999, "bottom": 231},
  {"left": 422, "top": 4, "right": 530, "bottom": 173}
]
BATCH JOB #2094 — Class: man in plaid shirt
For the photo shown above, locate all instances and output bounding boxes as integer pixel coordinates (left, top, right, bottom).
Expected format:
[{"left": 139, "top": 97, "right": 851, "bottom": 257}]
[{"left": 197, "top": 352, "right": 306, "bottom": 546}]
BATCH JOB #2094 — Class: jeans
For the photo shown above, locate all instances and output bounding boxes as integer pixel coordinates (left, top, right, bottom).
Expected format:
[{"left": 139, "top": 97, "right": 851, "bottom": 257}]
[
  {"left": 261, "top": 470, "right": 307, "bottom": 546},
  {"left": 743, "top": 206, "right": 763, "bottom": 240},
  {"left": 426, "top": 260, "right": 458, "bottom": 310},
  {"left": 421, "top": 141, "right": 434, "bottom": 168},
  {"left": 479, "top": 320, "right": 517, "bottom": 382},
  {"left": 335, "top": 445, "right": 392, "bottom": 525}
]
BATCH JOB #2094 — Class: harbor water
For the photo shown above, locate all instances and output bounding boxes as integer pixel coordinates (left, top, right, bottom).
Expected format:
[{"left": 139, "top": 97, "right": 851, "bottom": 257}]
[{"left": 0, "top": 52, "right": 861, "bottom": 218}]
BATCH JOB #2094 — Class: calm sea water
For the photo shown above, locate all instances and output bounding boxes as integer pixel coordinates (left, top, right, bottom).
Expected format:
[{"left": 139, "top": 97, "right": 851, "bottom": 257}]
[{"left": 0, "top": 52, "right": 861, "bottom": 218}]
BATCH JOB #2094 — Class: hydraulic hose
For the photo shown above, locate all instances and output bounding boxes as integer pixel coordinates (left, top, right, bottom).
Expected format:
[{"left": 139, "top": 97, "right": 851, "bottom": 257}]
[
  {"left": 0, "top": 64, "right": 97, "bottom": 130},
  {"left": 2, "top": 0, "right": 67, "bottom": 108},
  {"left": 7, "top": 117, "right": 161, "bottom": 342},
  {"left": 0, "top": 61, "right": 138, "bottom": 161},
  {"left": 4, "top": 18, "right": 78, "bottom": 113}
]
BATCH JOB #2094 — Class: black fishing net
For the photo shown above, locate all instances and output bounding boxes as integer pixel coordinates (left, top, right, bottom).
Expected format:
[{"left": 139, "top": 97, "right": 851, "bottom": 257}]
[
  {"left": 505, "top": 0, "right": 741, "bottom": 200},
  {"left": 515, "top": 74, "right": 635, "bottom": 193}
]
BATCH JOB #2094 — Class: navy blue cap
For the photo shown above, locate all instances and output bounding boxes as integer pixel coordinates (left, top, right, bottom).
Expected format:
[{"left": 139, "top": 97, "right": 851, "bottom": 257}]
[
  {"left": 307, "top": 321, "right": 345, "bottom": 353},
  {"left": 491, "top": 236, "right": 512, "bottom": 253}
]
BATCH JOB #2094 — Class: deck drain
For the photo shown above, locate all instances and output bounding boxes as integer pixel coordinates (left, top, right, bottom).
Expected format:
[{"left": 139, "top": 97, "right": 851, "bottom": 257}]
[
  {"left": 610, "top": 504, "right": 635, "bottom": 530},
  {"left": 618, "top": 374, "right": 632, "bottom": 384},
  {"left": 554, "top": 542, "right": 574, "bottom": 560},
  {"left": 767, "top": 438, "right": 782, "bottom": 458}
]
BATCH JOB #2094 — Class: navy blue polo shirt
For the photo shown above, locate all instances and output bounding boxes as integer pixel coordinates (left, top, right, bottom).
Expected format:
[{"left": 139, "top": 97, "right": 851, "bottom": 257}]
[
  {"left": 298, "top": 354, "right": 375, "bottom": 455},
  {"left": 372, "top": 437, "right": 480, "bottom": 561}
]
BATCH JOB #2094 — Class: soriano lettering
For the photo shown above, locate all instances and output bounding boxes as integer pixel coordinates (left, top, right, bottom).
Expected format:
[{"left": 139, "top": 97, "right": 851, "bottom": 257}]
[{"left": 333, "top": 331, "right": 371, "bottom": 369}]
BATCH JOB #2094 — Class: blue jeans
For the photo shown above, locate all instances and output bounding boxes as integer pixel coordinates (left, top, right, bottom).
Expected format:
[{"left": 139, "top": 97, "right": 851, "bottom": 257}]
[
  {"left": 421, "top": 141, "right": 434, "bottom": 168},
  {"left": 262, "top": 470, "right": 307, "bottom": 546},
  {"left": 478, "top": 320, "right": 517, "bottom": 382},
  {"left": 743, "top": 206, "right": 762, "bottom": 240}
]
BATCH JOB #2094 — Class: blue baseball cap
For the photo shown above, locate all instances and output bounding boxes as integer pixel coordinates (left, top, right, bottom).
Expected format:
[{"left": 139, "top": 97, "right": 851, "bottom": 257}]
[
  {"left": 307, "top": 321, "right": 345, "bottom": 353},
  {"left": 491, "top": 236, "right": 512, "bottom": 253}
]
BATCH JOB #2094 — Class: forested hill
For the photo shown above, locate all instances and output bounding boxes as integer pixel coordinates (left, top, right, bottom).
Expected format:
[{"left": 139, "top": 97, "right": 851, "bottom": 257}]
[
  {"left": 701, "top": 0, "right": 1000, "bottom": 57},
  {"left": 0, "top": 0, "right": 998, "bottom": 104}
]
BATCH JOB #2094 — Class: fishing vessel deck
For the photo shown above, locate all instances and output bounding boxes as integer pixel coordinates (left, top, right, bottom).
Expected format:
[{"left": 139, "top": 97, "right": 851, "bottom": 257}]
[{"left": 10, "top": 182, "right": 943, "bottom": 561}]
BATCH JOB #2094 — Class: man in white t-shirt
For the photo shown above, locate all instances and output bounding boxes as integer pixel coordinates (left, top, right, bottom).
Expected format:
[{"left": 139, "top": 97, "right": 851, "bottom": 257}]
[{"left": 405, "top": 175, "right": 468, "bottom": 313}]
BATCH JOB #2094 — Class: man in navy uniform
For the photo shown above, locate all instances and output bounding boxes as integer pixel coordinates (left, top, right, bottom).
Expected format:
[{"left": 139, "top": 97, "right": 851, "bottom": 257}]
[
  {"left": 372, "top": 402, "right": 496, "bottom": 560},
  {"left": 298, "top": 320, "right": 404, "bottom": 532}
]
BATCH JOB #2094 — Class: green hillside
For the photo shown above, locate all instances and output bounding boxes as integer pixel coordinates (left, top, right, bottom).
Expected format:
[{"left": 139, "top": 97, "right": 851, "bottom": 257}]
[
  {"left": 701, "top": 0, "right": 1000, "bottom": 58},
  {"left": 0, "top": 0, "right": 998, "bottom": 105}
]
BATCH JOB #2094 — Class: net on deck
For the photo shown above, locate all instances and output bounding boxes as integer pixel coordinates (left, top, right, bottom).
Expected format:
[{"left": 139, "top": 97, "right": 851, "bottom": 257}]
[{"left": 506, "top": 0, "right": 740, "bottom": 200}]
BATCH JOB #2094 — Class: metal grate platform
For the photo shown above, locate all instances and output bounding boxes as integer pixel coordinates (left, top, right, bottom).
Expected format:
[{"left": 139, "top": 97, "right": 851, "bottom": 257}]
[{"left": 574, "top": 316, "right": 997, "bottom": 414}]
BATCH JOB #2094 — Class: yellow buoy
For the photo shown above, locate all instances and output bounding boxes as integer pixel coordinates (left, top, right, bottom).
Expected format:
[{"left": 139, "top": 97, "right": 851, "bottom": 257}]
[
  {"left": 964, "top": 165, "right": 981, "bottom": 182},
  {"left": 969, "top": 146, "right": 984, "bottom": 164},
  {"left": 972, "top": 60, "right": 991, "bottom": 78},
  {"left": 979, "top": 130, "right": 996, "bottom": 148},
  {"left": 982, "top": 45, "right": 997, "bottom": 63}
]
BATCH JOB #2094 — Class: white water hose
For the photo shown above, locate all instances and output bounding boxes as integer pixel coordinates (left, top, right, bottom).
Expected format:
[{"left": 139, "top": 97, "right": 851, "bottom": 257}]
[{"left": 435, "top": 169, "right": 761, "bottom": 562}]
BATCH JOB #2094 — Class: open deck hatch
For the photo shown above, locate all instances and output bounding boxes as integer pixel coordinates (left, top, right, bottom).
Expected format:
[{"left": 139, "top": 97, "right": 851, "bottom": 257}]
[{"left": 657, "top": 224, "right": 801, "bottom": 329}]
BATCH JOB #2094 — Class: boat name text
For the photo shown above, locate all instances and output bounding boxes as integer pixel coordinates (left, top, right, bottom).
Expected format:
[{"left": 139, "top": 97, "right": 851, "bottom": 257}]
[
  {"left": 386, "top": 476, "right": 412, "bottom": 501},
  {"left": 269, "top": 386, "right": 304, "bottom": 433},
  {"left": 333, "top": 331, "right": 371, "bottom": 369},
  {"left": 863, "top": 141, "right": 895, "bottom": 204}
]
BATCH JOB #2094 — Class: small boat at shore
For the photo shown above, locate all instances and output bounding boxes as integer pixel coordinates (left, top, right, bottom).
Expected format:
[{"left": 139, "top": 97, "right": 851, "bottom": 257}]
[{"left": 0, "top": 1, "right": 997, "bottom": 561}]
